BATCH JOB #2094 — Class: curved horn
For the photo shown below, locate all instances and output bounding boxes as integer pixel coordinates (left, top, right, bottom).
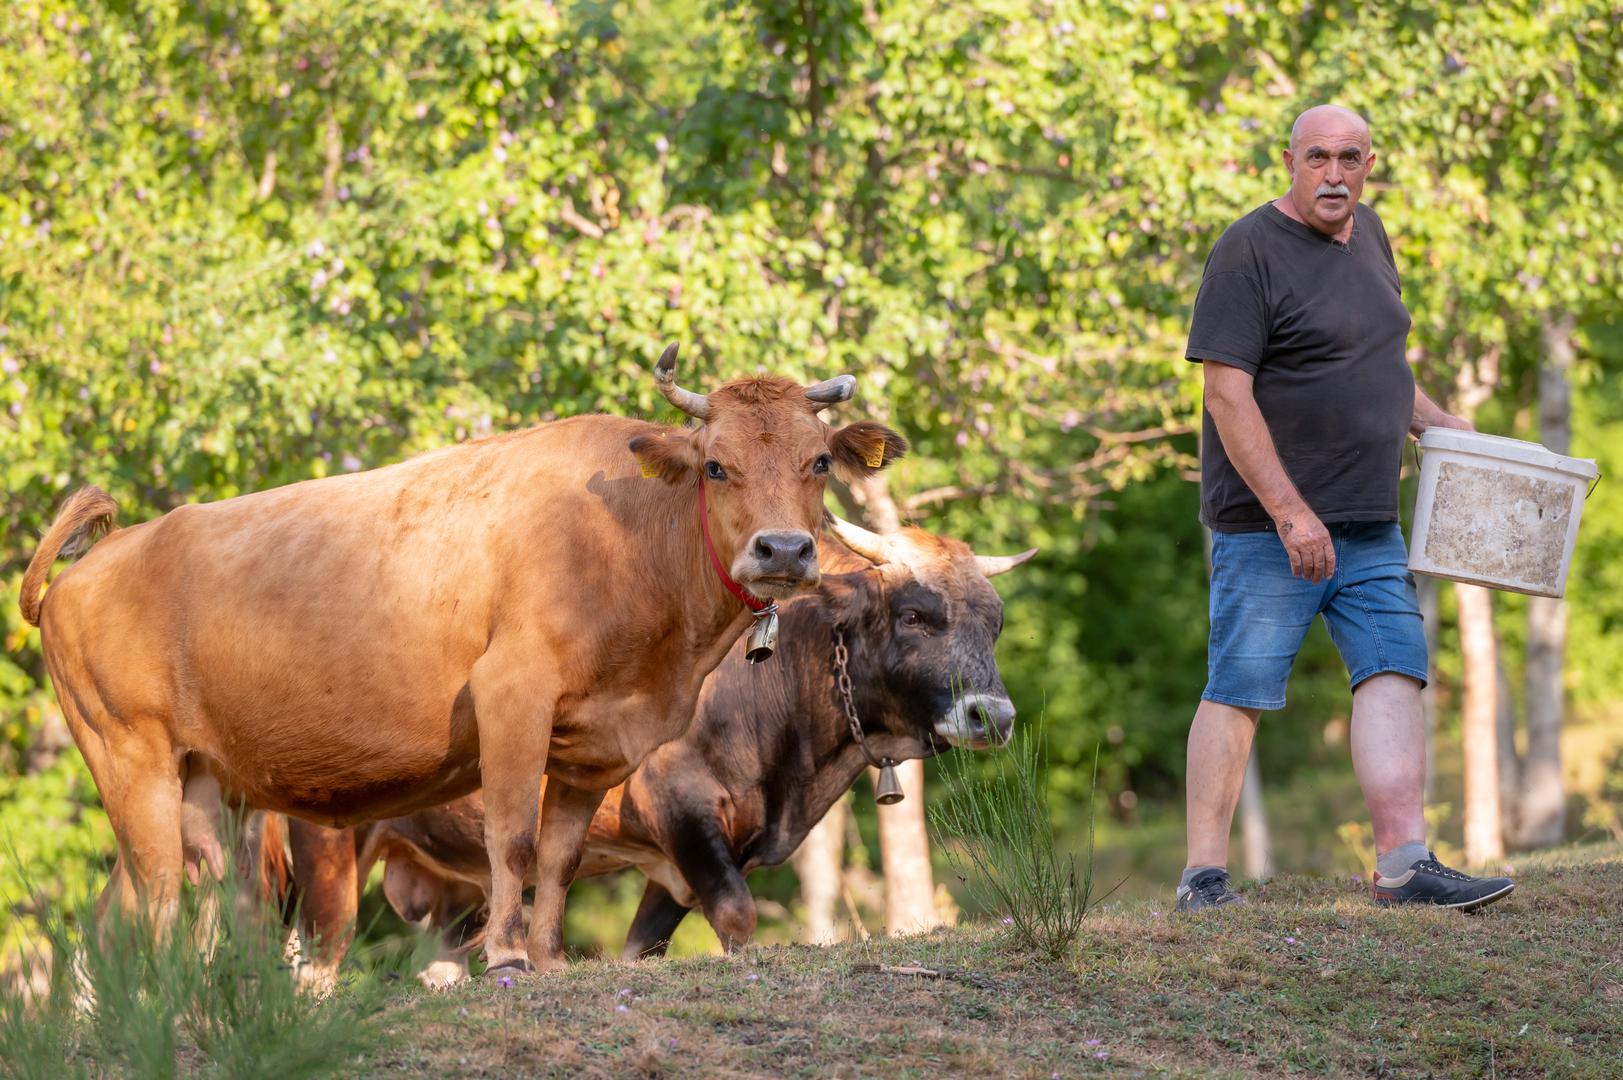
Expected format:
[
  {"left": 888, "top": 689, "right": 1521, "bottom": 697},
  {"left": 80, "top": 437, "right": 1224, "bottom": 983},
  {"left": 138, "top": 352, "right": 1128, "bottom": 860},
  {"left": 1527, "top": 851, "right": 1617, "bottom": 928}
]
[
  {"left": 804, "top": 374, "right": 856, "bottom": 411},
  {"left": 826, "top": 514, "right": 889, "bottom": 564},
  {"left": 652, "top": 341, "right": 711, "bottom": 421},
  {"left": 976, "top": 548, "right": 1038, "bottom": 578}
]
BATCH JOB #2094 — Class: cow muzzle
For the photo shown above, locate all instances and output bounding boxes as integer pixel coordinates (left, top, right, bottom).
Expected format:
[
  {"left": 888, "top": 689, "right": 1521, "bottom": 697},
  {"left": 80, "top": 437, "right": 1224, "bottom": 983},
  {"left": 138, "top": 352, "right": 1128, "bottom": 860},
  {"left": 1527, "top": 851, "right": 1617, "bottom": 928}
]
[
  {"left": 936, "top": 693, "right": 1016, "bottom": 749},
  {"left": 734, "top": 529, "right": 820, "bottom": 599}
]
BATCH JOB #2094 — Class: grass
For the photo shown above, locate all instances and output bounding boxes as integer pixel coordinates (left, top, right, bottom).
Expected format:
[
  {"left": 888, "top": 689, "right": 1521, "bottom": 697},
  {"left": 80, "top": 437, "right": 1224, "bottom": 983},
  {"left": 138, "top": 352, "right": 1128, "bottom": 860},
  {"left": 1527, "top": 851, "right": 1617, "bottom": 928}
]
[
  {"left": 0, "top": 854, "right": 422, "bottom": 1079},
  {"left": 3, "top": 844, "right": 1618, "bottom": 1077},
  {"left": 930, "top": 727, "right": 1104, "bottom": 959},
  {"left": 353, "top": 842, "right": 1623, "bottom": 1078}
]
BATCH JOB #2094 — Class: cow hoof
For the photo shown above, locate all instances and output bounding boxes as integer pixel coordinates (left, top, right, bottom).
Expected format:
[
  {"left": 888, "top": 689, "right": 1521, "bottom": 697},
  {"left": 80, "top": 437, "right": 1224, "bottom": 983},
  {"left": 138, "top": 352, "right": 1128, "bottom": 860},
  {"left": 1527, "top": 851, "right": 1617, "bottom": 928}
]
[
  {"left": 296, "top": 963, "right": 340, "bottom": 1000},
  {"left": 417, "top": 960, "right": 467, "bottom": 990},
  {"left": 483, "top": 958, "right": 534, "bottom": 981}
]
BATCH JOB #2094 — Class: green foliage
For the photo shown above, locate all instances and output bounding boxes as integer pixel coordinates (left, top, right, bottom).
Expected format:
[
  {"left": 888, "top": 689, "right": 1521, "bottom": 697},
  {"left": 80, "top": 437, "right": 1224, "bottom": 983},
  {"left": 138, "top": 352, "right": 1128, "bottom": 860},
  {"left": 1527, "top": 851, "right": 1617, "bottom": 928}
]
[
  {"left": 0, "top": 0, "right": 1620, "bottom": 957},
  {"left": 930, "top": 729, "right": 1102, "bottom": 959},
  {"left": 0, "top": 859, "right": 397, "bottom": 1079}
]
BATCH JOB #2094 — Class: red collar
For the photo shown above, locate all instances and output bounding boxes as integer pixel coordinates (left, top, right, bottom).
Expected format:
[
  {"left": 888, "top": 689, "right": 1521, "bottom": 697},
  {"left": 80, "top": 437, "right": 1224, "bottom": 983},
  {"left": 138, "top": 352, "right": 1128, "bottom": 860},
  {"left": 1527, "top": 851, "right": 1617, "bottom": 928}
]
[{"left": 697, "top": 479, "right": 772, "bottom": 614}]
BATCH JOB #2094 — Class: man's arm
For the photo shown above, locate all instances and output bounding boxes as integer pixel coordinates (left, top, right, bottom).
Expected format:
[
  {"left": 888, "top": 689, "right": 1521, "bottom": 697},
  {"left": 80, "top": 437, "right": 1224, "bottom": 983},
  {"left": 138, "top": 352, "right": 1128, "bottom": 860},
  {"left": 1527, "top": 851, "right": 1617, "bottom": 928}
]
[
  {"left": 1203, "top": 360, "right": 1335, "bottom": 582},
  {"left": 1410, "top": 385, "right": 1473, "bottom": 437}
]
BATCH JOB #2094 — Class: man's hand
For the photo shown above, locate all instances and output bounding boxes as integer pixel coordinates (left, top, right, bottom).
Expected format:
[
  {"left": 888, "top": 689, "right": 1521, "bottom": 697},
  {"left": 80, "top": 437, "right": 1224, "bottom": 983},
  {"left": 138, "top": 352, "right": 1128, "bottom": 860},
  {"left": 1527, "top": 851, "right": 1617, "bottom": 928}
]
[
  {"left": 1429, "top": 412, "right": 1474, "bottom": 432},
  {"left": 1410, "top": 387, "right": 1475, "bottom": 437},
  {"left": 1276, "top": 507, "right": 1335, "bottom": 582}
]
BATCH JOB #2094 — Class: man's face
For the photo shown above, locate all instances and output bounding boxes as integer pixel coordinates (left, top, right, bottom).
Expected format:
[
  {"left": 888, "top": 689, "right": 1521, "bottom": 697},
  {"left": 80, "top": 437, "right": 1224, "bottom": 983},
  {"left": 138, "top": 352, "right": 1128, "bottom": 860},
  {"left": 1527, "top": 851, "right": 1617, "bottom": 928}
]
[{"left": 1284, "top": 116, "right": 1374, "bottom": 238}]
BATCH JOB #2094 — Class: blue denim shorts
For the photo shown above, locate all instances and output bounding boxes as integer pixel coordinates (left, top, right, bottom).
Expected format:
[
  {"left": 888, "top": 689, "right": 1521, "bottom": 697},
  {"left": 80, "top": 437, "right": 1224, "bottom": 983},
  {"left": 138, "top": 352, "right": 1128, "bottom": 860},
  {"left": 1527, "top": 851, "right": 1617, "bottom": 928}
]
[{"left": 1204, "top": 521, "right": 1428, "bottom": 711}]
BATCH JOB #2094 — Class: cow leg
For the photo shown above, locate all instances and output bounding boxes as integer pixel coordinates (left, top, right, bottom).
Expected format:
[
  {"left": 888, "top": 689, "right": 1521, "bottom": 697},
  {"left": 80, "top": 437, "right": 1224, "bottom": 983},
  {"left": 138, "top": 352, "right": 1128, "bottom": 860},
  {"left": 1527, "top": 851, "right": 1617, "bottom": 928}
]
[
  {"left": 287, "top": 820, "right": 360, "bottom": 995},
  {"left": 419, "top": 883, "right": 485, "bottom": 989},
  {"left": 621, "top": 881, "right": 691, "bottom": 960},
  {"left": 470, "top": 661, "right": 554, "bottom": 975},
  {"left": 670, "top": 818, "right": 756, "bottom": 952},
  {"left": 526, "top": 778, "right": 608, "bottom": 971},
  {"left": 103, "top": 727, "right": 186, "bottom": 935}
]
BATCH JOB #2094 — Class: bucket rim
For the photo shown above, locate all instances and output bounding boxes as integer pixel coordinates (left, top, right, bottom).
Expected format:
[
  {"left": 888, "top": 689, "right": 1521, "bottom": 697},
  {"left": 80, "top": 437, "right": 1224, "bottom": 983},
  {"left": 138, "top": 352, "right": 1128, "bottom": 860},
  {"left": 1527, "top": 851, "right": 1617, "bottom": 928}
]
[{"left": 1418, "top": 428, "right": 1599, "bottom": 481}]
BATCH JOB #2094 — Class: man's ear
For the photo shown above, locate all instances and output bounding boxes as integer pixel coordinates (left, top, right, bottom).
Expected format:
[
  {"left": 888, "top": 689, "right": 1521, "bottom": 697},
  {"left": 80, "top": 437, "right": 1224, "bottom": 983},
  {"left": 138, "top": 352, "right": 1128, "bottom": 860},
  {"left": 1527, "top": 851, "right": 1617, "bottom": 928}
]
[
  {"left": 628, "top": 431, "right": 699, "bottom": 484},
  {"left": 830, "top": 422, "right": 907, "bottom": 480}
]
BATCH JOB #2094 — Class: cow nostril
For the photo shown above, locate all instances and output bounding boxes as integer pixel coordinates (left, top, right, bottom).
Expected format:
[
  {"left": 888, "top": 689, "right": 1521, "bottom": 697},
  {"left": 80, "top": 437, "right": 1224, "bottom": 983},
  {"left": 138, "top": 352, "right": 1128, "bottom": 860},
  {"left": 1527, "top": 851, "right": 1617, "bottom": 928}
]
[
  {"left": 753, "top": 537, "right": 775, "bottom": 561},
  {"left": 795, "top": 538, "right": 815, "bottom": 563}
]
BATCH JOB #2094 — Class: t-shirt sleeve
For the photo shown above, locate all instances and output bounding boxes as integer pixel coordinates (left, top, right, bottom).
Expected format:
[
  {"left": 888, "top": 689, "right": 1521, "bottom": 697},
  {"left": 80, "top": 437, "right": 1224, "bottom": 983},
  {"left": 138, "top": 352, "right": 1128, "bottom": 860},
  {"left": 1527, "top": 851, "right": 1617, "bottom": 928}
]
[{"left": 1186, "top": 268, "right": 1268, "bottom": 375}]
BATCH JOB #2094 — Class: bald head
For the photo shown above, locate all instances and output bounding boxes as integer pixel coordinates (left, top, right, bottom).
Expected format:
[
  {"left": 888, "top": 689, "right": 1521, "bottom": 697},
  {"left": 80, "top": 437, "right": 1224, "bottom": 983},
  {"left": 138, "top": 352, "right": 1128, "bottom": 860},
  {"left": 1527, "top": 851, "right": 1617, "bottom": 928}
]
[
  {"left": 1277, "top": 105, "right": 1375, "bottom": 241},
  {"left": 1290, "top": 105, "right": 1370, "bottom": 151}
]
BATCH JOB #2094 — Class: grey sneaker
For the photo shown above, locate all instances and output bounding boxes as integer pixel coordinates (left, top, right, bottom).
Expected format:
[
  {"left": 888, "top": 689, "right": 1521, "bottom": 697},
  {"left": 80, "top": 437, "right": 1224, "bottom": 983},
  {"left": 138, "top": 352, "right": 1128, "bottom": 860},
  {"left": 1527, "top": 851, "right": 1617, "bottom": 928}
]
[
  {"left": 1372, "top": 851, "right": 1515, "bottom": 911},
  {"left": 1175, "top": 868, "right": 1246, "bottom": 912}
]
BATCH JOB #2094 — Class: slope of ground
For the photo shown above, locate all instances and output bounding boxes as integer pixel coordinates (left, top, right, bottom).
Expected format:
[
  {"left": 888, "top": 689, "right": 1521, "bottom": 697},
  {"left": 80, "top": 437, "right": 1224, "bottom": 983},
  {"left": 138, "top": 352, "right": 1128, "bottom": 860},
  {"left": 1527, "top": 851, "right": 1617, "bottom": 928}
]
[{"left": 357, "top": 843, "right": 1622, "bottom": 1078}]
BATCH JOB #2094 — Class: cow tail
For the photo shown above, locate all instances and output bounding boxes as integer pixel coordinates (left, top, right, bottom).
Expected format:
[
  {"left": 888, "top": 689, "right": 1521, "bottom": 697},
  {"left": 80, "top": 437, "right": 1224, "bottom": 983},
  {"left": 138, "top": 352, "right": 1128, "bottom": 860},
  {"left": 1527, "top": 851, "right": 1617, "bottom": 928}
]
[
  {"left": 257, "top": 812, "right": 299, "bottom": 922},
  {"left": 20, "top": 486, "right": 119, "bottom": 626}
]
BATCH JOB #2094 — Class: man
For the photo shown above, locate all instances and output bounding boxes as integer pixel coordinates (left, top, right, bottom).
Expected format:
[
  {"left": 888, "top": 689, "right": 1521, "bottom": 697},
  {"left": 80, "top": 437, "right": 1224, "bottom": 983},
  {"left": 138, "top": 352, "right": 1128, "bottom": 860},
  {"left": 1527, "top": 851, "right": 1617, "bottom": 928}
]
[{"left": 1177, "top": 105, "right": 1514, "bottom": 913}]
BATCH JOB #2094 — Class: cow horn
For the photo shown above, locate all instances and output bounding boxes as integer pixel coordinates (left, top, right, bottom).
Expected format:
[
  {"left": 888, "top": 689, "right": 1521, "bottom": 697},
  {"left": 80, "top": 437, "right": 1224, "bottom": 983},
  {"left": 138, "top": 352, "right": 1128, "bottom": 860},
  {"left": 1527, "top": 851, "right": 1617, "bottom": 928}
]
[
  {"left": 826, "top": 514, "right": 890, "bottom": 564},
  {"left": 977, "top": 548, "right": 1038, "bottom": 578},
  {"left": 652, "top": 341, "right": 711, "bottom": 421},
  {"left": 804, "top": 374, "right": 856, "bottom": 410}
]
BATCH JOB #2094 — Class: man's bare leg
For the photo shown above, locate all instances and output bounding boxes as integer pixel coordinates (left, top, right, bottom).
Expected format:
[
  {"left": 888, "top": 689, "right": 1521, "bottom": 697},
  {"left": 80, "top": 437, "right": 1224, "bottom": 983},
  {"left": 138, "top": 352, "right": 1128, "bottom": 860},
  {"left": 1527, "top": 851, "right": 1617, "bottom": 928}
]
[
  {"left": 1350, "top": 673, "right": 1427, "bottom": 857},
  {"left": 1185, "top": 698, "right": 1262, "bottom": 870}
]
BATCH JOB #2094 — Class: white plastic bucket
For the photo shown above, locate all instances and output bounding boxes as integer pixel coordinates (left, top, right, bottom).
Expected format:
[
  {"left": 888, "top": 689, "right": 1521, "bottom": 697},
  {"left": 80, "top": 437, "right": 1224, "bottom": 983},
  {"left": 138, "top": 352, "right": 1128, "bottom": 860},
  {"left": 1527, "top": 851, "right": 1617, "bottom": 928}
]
[{"left": 1409, "top": 429, "right": 1599, "bottom": 598}]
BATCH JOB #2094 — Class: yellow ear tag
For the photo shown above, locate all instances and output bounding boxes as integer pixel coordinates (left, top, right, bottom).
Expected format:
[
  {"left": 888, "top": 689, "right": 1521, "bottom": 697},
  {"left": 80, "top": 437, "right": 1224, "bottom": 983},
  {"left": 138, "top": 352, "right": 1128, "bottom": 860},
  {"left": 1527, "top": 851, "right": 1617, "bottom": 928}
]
[
  {"left": 640, "top": 460, "right": 660, "bottom": 479},
  {"left": 864, "top": 444, "right": 886, "bottom": 469}
]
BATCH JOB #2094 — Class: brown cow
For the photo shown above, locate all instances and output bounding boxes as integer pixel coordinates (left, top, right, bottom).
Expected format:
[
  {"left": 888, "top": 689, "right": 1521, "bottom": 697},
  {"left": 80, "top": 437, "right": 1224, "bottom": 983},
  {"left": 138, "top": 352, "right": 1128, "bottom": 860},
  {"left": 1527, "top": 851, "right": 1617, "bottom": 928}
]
[
  {"left": 281, "top": 516, "right": 1033, "bottom": 982},
  {"left": 20, "top": 345, "right": 903, "bottom": 975}
]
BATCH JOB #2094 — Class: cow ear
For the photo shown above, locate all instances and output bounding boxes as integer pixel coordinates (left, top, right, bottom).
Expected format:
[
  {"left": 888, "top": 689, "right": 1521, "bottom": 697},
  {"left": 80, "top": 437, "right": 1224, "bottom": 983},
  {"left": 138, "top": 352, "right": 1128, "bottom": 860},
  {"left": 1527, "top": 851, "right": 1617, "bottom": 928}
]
[
  {"left": 830, "top": 422, "right": 907, "bottom": 479},
  {"left": 628, "top": 432, "right": 698, "bottom": 484},
  {"left": 815, "top": 569, "right": 876, "bottom": 625}
]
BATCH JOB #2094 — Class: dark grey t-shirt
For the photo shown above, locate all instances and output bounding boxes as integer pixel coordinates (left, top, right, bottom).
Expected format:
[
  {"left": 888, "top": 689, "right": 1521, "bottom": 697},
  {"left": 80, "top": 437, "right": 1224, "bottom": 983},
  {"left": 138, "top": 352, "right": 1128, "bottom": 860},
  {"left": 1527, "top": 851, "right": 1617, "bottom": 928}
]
[{"left": 1186, "top": 202, "right": 1415, "bottom": 533}]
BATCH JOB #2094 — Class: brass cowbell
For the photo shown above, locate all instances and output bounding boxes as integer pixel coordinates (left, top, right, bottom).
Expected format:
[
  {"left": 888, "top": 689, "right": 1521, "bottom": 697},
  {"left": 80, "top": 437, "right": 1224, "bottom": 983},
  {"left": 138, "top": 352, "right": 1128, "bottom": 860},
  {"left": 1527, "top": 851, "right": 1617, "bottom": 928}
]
[
  {"left": 874, "top": 759, "right": 904, "bottom": 805},
  {"left": 744, "top": 604, "right": 779, "bottom": 664}
]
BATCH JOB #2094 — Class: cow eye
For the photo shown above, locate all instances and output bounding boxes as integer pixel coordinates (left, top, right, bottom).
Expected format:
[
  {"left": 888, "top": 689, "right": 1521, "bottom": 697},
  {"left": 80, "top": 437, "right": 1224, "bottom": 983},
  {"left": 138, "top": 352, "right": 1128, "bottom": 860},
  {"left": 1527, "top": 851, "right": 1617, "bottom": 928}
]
[
  {"left": 705, "top": 460, "right": 727, "bottom": 482},
  {"left": 813, "top": 453, "right": 832, "bottom": 475},
  {"left": 900, "top": 609, "right": 921, "bottom": 627}
]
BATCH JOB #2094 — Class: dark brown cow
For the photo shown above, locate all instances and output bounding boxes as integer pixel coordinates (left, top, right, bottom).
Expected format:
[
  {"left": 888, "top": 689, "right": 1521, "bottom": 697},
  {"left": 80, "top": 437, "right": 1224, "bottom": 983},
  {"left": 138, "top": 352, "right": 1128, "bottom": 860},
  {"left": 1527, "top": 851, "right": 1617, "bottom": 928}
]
[
  {"left": 20, "top": 345, "right": 903, "bottom": 975},
  {"left": 282, "top": 517, "right": 1033, "bottom": 981}
]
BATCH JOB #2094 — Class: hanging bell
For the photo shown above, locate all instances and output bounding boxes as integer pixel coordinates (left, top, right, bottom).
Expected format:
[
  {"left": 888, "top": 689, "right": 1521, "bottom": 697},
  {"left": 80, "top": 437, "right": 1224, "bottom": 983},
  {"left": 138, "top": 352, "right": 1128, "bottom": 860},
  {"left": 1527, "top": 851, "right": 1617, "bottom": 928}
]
[
  {"left": 874, "top": 759, "right": 905, "bottom": 805},
  {"left": 744, "top": 604, "right": 779, "bottom": 664}
]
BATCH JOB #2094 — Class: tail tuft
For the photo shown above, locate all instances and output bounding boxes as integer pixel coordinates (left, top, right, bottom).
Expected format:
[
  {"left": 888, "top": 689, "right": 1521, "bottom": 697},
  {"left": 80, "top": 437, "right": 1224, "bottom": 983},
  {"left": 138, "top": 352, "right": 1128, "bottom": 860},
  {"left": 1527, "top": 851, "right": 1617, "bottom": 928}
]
[{"left": 20, "top": 486, "right": 119, "bottom": 626}]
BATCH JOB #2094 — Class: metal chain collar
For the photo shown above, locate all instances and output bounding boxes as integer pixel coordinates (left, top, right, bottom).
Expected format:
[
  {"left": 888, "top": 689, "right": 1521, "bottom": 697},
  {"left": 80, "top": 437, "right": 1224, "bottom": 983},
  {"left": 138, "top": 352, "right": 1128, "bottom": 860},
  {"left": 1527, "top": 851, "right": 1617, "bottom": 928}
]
[{"left": 833, "top": 628, "right": 882, "bottom": 769}]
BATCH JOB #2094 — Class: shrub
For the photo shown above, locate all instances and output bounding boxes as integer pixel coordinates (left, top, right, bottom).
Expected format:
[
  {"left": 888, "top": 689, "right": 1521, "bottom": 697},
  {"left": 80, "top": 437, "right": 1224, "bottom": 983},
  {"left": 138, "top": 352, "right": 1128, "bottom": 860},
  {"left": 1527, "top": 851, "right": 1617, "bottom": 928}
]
[{"left": 929, "top": 724, "right": 1104, "bottom": 960}]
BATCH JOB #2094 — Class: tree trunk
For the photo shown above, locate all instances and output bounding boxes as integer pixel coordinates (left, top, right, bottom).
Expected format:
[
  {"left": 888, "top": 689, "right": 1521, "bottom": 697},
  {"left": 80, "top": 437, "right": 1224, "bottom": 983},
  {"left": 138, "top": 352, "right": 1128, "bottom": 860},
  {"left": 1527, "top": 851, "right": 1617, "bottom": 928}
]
[
  {"left": 792, "top": 797, "right": 847, "bottom": 945},
  {"left": 1456, "top": 583, "right": 1504, "bottom": 864},
  {"left": 1417, "top": 574, "right": 1440, "bottom": 801},
  {"left": 1496, "top": 657, "right": 1521, "bottom": 842},
  {"left": 1238, "top": 748, "right": 1273, "bottom": 879},
  {"left": 1516, "top": 312, "right": 1577, "bottom": 849},
  {"left": 871, "top": 760, "right": 941, "bottom": 934}
]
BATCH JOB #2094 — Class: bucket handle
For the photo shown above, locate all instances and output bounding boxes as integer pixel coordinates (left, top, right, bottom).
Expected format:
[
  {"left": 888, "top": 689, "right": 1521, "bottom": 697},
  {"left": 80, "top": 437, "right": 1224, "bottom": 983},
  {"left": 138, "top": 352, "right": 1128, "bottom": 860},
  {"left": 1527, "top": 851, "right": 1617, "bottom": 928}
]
[{"left": 1413, "top": 439, "right": 1603, "bottom": 501}]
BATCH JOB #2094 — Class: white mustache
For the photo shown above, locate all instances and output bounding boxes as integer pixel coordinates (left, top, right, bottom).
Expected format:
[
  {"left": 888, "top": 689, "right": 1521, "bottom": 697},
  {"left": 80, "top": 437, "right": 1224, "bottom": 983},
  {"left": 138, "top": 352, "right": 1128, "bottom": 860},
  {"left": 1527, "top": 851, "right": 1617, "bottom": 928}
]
[{"left": 1317, "top": 183, "right": 1351, "bottom": 198}]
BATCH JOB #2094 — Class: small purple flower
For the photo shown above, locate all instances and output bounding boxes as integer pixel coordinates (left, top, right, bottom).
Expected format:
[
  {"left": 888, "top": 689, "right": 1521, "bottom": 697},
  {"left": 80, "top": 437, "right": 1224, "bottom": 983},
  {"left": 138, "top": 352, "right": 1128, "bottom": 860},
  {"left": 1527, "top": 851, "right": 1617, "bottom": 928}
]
[
  {"left": 342, "top": 453, "right": 362, "bottom": 472},
  {"left": 617, "top": 987, "right": 633, "bottom": 998},
  {"left": 1284, "top": 937, "right": 1297, "bottom": 945},
  {"left": 745, "top": 973, "right": 759, "bottom": 982},
  {"left": 615, "top": 1004, "right": 629, "bottom": 1013},
  {"left": 1001, "top": 916, "right": 1014, "bottom": 926},
  {"left": 1095, "top": 1050, "right": 1110, "bottom": 1060},
  {"left": 497, "top": 975, "right": 513, "bottom": 988},
  {"left": 1086, "top": 1038, "right": 1102, "bottom": 1046},
  {"left": 1350, "top": 874, "right": 1362, "bottom": 884},
  {"left": 667, "top": 1038, "right": 678, "bottom": 1050}
]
